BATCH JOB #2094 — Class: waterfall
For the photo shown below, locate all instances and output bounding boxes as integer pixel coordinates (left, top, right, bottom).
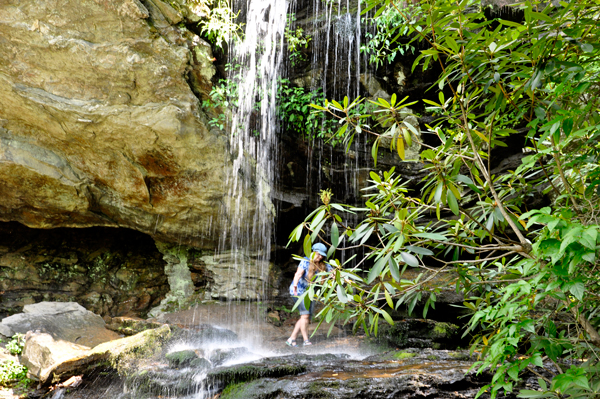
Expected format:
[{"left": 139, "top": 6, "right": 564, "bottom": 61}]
[{"left": 214, "top": 0, "right": 288, "bottom": 346}]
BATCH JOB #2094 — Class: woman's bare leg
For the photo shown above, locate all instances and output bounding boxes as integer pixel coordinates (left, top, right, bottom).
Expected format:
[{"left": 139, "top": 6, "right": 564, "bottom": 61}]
[
  {"left": 299, "top": 315, "right": 310, "bottom": 342},
  {"left": 289, "top": 318, "right": 302, "bottom": 341},
  {"left": 289, "top": 315, "right": 310, "bottom": 342}
]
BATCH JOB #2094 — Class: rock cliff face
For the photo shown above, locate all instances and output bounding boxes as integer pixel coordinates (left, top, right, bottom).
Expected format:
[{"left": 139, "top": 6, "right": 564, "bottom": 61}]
[{"left": 0, "top": 0, "right": 251, "bottom": 247}]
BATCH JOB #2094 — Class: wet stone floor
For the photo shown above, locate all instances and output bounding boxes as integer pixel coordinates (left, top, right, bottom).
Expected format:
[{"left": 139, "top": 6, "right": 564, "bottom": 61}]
[{"left": 49, "top": 304, "right": 490, "bottom": 399}]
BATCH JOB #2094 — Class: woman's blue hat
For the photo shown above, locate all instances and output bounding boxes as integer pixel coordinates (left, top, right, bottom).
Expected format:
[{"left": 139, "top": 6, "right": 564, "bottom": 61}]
[{"left": 312, "top": 243, "right": 327, "bottom": 257}]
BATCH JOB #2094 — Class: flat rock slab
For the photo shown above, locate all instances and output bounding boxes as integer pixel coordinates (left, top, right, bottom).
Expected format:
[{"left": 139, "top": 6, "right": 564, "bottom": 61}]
[{"left": 0, "top": 302, "right": 119, "bottom": 347}]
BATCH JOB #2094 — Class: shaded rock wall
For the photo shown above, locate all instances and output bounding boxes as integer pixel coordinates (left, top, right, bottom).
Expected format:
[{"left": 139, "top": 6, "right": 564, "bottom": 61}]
[
  {"left": 0, "top": 222, "right": 168, "bottom": 318},
  {"left": 0, "top": 0, "right": 254, "bottom": 248},
  {"left": 0, "top": 222, "right": 285, "bottom": 318}
]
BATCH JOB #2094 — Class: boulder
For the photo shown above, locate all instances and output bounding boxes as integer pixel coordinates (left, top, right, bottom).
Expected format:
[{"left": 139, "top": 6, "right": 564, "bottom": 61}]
[
  {"left": 165, "top": 349, "right": 199, "bottom": 368},
  {"left": 191, "top": 251, "right": 281, "bottom": 301},
  {"left": 20, "top": 332, "right": 89, "bottom": 381},
  {"left": 209, "top": 347, "right": 249, "bottom": 366},
  {"left": 0, "top": 0, "right": 257, "bottom": 248},
  {"left": 0, "top": 302, "right": 120, "bottom": 347},
  {"left": 376, "top": 319, "right": 463, "bottom": 350},
  {"left": 41, "top": 324, "right": 172, "bottom": 385}
]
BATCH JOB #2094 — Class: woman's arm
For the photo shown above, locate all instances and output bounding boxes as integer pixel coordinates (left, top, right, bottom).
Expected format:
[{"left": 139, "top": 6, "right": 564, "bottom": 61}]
[{"left": 291, "top": 265, "right": 305, "bottom": 296}]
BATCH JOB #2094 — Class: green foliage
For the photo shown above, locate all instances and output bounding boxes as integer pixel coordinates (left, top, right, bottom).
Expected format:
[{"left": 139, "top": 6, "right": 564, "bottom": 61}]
[
  {"left": 198, "top": 0, "right": 243, "bottom": 49},
  {"left": 0, "top": 360, "right": 29, "bottom": 387},
  {"left": 360, "top": 5, "right": 419, "bottom": 68},
  {"left": 290, "top": 0, "right": 600, "bottom": 398},
  {"left": 277, "top": 79, "right": 339, "bottom": 142},
  {"left": 285, "top": 14, "right": 312, "bottom": 67},
  {"left": 5, "top": 333, "right": 24, "bottom": 356},
  {"left": 202, "top": 63, "right": 241, "bottom": 131},
  {"left": 310, "top": 93, "right": 416, "bottom": 156}
]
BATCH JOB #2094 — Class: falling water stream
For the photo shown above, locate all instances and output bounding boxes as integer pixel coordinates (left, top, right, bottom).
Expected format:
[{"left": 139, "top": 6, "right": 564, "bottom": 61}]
[{"left": 209, "top": 0, "right": 287, "bottom": 349}]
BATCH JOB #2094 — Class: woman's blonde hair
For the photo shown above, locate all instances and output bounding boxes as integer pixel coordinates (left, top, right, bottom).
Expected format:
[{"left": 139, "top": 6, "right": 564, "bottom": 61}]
[{"left": 307, "top": 257, "right": 326, "bottom": 281}]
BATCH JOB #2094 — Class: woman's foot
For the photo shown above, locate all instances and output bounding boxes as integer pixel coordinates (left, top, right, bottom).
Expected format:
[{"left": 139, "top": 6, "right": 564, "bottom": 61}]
[
  {"left": 303, "top": 340, "right": 312, "bottom": 346},
  {"left": 286, "top": 338, "right": 297, "bottom": 347}
]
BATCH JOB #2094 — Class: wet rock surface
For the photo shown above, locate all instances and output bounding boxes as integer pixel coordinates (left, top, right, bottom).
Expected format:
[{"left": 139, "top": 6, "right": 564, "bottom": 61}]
[
  {"left": 36, "top": 305, "right": 490, "bottom": 399},
  {"left": 59, "top": 344, "right": 490, "bottom": 399}
]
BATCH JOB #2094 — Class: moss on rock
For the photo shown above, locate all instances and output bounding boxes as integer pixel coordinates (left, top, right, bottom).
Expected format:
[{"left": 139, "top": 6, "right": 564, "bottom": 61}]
[
  {"left": 394, "top": 352, "right": 417, "bottom": 360},
  {"left": 165, "top": 350, "right": 198, "bottom": 368}
]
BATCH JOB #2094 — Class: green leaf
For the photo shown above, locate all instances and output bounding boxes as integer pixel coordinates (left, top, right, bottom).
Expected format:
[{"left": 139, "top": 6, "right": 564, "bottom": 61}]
[
  {"left": 372, "top": 137, "right": 380, "bottom": 166},
  {"left": 434, "top": 181, "right": 444, "bottom": 203},
  {"left": 401, "top": 252, "right": 419, "bottom": 267},
  {"left": 507, "top": 364, "right": 519, "bottom": 381},
  {"left": 369, "top": 171, "right": 381, "bottom": 183},
  {"left": 413, "top": 232, "right": 448, "bottom": 241},
  {"left": 303, "top": 234, "right": 312, "bottom": 258},
  {"left": 447, "top": 189, "right": 459, "bottom": 215},
  {"left": 405, "top": 245, "right": 434, "bottom": 256},
  {"left": 562, "top": 118, "right": 574, "bottom": 136},
  {"left": 331, "top": 222, "right": 339, "bottom": 248},
  {"left": 530, "top": 11, "right": 552, "bottom": 22},
  {"left": 569, "top": 281, "right": 585, "bottom": 301},
  {"left": 530, "top": 353, "right": 543, "bottom": 367},
  {"left": 384, "top": 289, "right": 394, "bottom": 309},
  {"left": 423, "top": 99, "right": 441, "bottom": 107},
  {"left": 336, "top": 284, "right": 348, "bottom": 303},
  {"left": 367, "top": 255, "right": 388, "bottom": 284},
  {"left": 403, "top": 127, "right": 413, "bottom": 147},
  {"left": 310, "top": 209, "right": 326, "bottom": 230},
  {"left": 380, "top": 308, "right": 394, "bottom": 325},
  {"left": 445, "top": 36, "right": 459, "bottom": 53},
  {"left": 311, "top": 219, "right": 327, "bottom": 242},
  {"left": 518, "top": 390, "right": 547, "bottom": 398},
  {"left": 288, "top": 224, "right": 304, "bottom": 245},
  {"left": 389, "top": 257, "right": 400, "bottom": 281}
]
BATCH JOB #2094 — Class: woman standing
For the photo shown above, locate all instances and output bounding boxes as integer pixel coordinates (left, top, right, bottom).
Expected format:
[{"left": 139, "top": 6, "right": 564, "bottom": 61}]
[{"left": 286, "top": 242, "right": 332, "bottom": 347}]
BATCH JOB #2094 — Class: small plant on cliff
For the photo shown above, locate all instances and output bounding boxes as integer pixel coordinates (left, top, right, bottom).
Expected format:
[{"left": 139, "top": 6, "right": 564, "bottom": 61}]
[
  {"left": 277, "top": 79, "right": 339, "bottom": 142},
  {"left": 202, "top": 63, "right": 242, "bottom": 130},
  {"left": 198, "top": 0, "right": 244, "bottom": 49},
  {"left": 360, "top": 4, "right": 420, "bottom": 69},
  {"left": 285, "top": 14, "right": 312, "bottom": 67}
]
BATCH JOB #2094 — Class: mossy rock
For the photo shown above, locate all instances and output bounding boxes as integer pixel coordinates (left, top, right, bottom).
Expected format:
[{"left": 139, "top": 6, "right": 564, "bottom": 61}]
[
  {"left": 42, "top": 325, "right": 172, "bottom": 386},
  {"left": 106, "top": 317, "right": 163, "bottom": 336},
  {"left": 165, "top": 349, "right": 198, "bottom": 368},
  {"left": 185, "top": 325, "right": 239, "bottom": 344},
  {"left": 447, "top": 351, "right": 471, "bottom": 360},
  {"left": 219, "top": 379, "right": 291, "bottom": 399},
  {"left": 91, "top": 325, "right": 172, "bottom": 374},
  {"left": 190, "top": 357, "right": 211, "bottom": 369},
  {"left": 377, "top": 319, "right": 461, "bottom": 349},
  {"left": 393, "top": 351, "right": 417, "bottom": 360},
  {"left": 126, "top": 368, "right": 201, "bottom": 396},
  {"left": 207, "top": 363, "right": 306, "bottom": 389}
]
